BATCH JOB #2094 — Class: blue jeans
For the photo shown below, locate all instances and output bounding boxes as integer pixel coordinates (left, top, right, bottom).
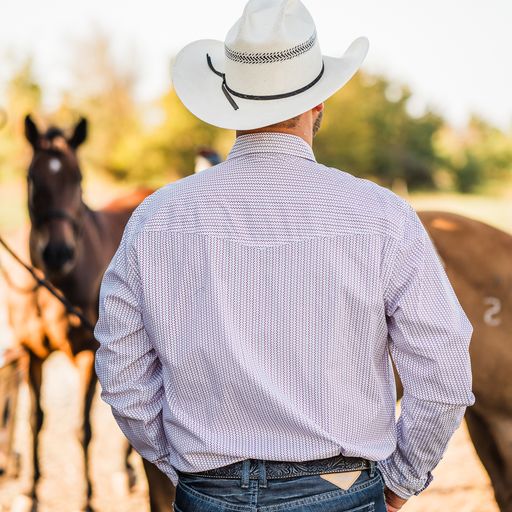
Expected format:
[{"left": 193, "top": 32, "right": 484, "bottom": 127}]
[{"left": 174, "top": 460, "right": 387, "bottom": 511}]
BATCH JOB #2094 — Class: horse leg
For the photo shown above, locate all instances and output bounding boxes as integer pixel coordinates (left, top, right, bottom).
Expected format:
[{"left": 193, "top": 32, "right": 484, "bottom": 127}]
[
  {"left": 465, "top": 408, "right": 512, "bottom": 511},
  {"left": 76, "top": 350, "right": 97, "bottom": 512},
  {"left": 142, "top": 458, "right": 175, "bottom": 512},
  {"left": 124, "top": 442, "right": 137, "bottom": 490},
  {"left": 486, "top": 414, "right": 512, "bottom": 511},
  {"left": 27, "top": 351, "right": 44, "bottom": 512}
]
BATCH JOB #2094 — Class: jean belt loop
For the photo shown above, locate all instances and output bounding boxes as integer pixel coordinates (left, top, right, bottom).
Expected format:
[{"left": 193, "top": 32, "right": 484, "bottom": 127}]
[
  {"left": 241, "top": 459, "right": 251, "bottom": 489},
  {"left": 369, "top": 460, "right": 375, "bottom": 477},
  {"left": 258, "top": 460, "right": 268, "bottom": 488}
]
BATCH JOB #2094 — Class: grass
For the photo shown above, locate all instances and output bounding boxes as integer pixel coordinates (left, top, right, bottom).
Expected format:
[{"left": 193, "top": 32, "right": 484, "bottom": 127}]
[{"left": 408, "top": 187, "right": 512, "bottom": 235}]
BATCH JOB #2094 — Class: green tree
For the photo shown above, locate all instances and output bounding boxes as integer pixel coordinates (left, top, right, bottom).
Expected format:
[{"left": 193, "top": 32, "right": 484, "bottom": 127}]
[
  {"left": 0, "top": 58, "right": 42, "bottom": 180},
  {"left": 315, "top": 73, "right": 443, "bottom": 191}
]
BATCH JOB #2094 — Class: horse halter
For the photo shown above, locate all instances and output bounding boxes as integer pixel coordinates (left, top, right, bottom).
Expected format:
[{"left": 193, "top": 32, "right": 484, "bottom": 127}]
[{"left": 32, "top": 208, "right": 82, "bottom": 235}]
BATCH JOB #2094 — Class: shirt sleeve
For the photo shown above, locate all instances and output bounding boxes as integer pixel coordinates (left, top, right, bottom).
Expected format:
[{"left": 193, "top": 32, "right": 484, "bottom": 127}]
[
  {"left": 377, "top": 202, "right": 475, "bottom": 499},
  {"left": 94, "top": 211, "right": 178, "bottom": 486}
]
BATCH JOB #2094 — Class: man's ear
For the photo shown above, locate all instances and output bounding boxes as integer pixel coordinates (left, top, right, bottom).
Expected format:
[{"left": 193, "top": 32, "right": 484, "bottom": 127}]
[
  {"left": 69, "top": 117, "right": 88, "bottom": 149},
  {"left": 25, "top": 114, "right": 40, "bottom": 148}
]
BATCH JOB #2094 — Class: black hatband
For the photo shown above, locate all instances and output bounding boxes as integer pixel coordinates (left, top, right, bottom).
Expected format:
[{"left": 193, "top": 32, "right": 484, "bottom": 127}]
[{"left": 206, "top": 54, "right": 325, "bottom": 111}]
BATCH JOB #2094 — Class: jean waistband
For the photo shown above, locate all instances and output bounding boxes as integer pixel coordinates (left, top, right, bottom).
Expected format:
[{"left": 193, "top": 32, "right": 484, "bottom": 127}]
[{"left": 179, "top": 453, "right": 372, "bottom": 480}]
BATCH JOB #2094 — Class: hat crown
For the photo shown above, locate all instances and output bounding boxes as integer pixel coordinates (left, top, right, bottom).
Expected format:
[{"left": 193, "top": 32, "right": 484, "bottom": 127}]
[
  {"left": 226, "top": 0, "right": 316, "bottom": 54},
  {"left": 221, "top": 0, "right": 323, "bottom": 97}
]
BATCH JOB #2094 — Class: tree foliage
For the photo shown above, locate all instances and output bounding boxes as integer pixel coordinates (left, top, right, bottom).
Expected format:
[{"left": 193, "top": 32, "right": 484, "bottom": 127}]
[
  {"left": 0, "top": 34, "right": 511, "bottom": 194},
  {"left": 315, "top": 74, "right": 445, "bottom": 191}
]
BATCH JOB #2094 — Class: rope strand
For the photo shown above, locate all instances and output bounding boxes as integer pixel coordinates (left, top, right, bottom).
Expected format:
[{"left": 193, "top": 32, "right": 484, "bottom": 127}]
[{"left": 0, "top": 234, "right": 96, "bottom": 333}]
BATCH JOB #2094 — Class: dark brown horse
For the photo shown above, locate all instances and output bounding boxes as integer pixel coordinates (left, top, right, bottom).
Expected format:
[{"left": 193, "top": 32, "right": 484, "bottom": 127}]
[{"left": 23, "top": 115, "right": 175, "bottom": 511}]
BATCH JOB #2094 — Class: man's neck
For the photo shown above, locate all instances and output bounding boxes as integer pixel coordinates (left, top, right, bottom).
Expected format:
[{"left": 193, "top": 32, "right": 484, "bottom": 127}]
[{"left": 236, "top": 125, "right": 313, "bottom": 147}]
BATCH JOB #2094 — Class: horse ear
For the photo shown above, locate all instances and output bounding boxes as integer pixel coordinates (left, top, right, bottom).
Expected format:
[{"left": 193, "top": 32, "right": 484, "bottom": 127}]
[
  {"left": 69, "top": 117, "right": 87, "bottom": 149},
  {"left": 25, "top": 114, "right": 40, "bottom": 148}
]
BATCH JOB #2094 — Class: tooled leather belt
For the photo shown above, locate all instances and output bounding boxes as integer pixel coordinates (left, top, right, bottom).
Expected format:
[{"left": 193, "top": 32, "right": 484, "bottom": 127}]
[{"left": 179, "top": 453, "right": 372, "bottom": 480}]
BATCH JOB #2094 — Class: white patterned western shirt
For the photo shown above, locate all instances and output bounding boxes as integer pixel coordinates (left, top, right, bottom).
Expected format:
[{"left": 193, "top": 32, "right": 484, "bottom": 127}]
[{"left": 94, "top": 132, "right": 475, "bottom": 499}]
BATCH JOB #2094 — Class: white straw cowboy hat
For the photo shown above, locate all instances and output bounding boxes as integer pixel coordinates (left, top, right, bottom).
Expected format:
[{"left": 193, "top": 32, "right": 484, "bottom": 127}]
[{"left": 172, "top": 0, "right": 369, "bottom": 130}]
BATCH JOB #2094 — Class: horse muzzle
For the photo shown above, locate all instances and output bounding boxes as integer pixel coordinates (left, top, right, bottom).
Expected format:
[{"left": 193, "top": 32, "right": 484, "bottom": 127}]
[{"left": 42, "top": 242, "right": 76, "bottom": 275}]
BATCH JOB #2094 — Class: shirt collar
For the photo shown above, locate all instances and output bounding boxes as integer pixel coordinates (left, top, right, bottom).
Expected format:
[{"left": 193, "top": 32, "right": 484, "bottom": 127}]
[{"left": 227, "top": 132, "right": 317, "bottom": 163}]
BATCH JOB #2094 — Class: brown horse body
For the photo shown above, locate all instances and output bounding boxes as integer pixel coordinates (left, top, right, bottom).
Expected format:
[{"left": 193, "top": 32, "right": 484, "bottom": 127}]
[
  {"left": 21, "top": 116, "right": 174, "bottom": 511},
  {"left": 417, "top": 211, "right": 512, "bottom": 511}
]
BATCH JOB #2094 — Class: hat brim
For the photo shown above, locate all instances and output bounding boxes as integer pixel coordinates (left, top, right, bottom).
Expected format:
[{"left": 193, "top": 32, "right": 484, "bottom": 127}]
[{"left": 172, "top": 36, "right": 369, "bottom": 130}]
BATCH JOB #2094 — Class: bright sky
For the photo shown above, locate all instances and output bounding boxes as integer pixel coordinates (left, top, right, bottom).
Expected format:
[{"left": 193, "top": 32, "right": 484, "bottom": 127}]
[{"left": 1, "top": 0, "right": 511, "bottom": 130}]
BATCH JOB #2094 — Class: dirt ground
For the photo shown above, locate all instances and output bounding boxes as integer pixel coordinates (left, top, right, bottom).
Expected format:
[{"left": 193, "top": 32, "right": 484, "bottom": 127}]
[{"left": 0, "top": 351, "right": 500, "bottom": 512}]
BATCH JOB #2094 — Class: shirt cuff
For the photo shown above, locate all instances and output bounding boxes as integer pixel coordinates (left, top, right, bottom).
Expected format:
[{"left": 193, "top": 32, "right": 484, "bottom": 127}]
[
  {"left": 377, "top": 460, "right": 434, "bottom": 499},
  {"left": 414, "top": 471, "right": 434, "bottom": 495}
]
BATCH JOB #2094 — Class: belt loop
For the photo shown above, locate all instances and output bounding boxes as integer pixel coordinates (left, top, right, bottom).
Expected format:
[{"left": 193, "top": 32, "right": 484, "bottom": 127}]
[
  {"left": 241, "top": 459, "right": 251, "bottom": 489},
  {"left": 258, "top": 460, "right": 268, "bottom": 488},
  {"left": 369, "top": 460, "right": 375, "bottom": 477}
]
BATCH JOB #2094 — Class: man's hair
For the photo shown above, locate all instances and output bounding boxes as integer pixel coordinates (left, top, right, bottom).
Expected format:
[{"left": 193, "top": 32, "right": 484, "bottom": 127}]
[
  {"left": 237, "top": 109, "right": 323, "bottom": 137},
  {"left": 266, "top": 115, "right": 302, "bottom": 130}
]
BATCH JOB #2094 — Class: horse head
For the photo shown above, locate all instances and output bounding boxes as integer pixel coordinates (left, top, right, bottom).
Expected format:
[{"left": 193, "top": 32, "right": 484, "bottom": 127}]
[{"left": 24, "top": 114, "right": 87, "bottom": 279}]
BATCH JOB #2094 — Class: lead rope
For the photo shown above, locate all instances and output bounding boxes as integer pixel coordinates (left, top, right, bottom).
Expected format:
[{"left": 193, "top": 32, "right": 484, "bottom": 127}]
[{"left": 0, "top": 234, "right": 96, "bottom": 333}]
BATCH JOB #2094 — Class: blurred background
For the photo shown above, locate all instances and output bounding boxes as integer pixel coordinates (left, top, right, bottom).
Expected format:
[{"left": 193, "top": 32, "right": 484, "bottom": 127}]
[{"left": 0, "top": 1, "right": 511, "bottom": 511}]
